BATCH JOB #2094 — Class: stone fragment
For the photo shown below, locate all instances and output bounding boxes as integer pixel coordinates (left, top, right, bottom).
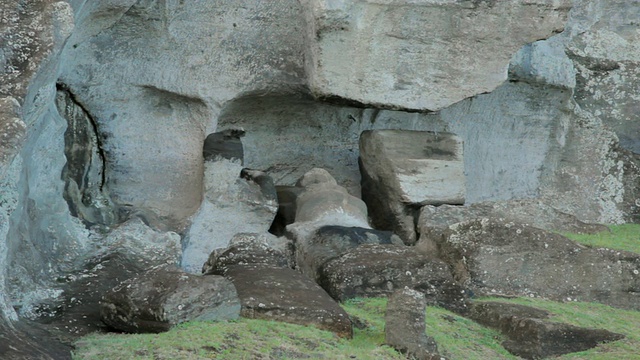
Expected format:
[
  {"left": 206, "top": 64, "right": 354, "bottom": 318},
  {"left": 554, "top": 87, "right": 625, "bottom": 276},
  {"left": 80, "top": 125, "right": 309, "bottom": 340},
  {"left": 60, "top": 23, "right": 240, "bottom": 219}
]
[
  {"left": 181, "top": 160, "right": 278, "bottom": 273},
  {"left": 385, "top": 288, "right": 442, "bottom": 360},
  {"left": 319, "top": 244, "right": 467, "bottom": 312},
  {"left": 220, "top": 264, "right": 353, "bottom": 338},
  {"left": 0, "top": 320, "right": 72, "bottom": 360},
  {"left": 435, "top": 219, "right": 640, "bottom": 310},
  {"left": 302, "top": 0, "right": 571, "bottom": 111},
  {"left": 101, "top": 265, "right": 240, "bottom": 333},
  {"left": 202, "top": 232, "right": 293, "bottom": 275},
  {"left": 360, "top": 130, "right": 464, "bottom": 244},
  {"left": 468, "top": 301, "right": 624, "bottom": 359},
  {"left": 295, "top": 225, "right": 401, "bottom": 283}
]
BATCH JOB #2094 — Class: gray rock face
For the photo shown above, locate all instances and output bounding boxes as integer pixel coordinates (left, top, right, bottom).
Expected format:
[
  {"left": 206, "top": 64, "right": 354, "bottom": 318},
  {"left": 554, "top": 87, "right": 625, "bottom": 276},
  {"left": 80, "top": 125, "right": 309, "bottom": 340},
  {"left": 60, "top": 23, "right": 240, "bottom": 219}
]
[
  {"left": 301, "top": 0, "right": 571, "bottom": 111},
  {"left": 385, "top": 288, "right": 441, "bottom": 360},
  {"left": 101, "top": 265, "right": 240, "bottom": 333},
  {"left": 181, "top": 160, "right": 278, "bottom": 274},
  {"left": 432, "top": 219, "right": 640, "bottom": 310},
  {"left": 360, "top": 130, "right": 465, "bottom": 244},
  {"left": 468, "top": 301, "right": 624, "bottom": 359}
]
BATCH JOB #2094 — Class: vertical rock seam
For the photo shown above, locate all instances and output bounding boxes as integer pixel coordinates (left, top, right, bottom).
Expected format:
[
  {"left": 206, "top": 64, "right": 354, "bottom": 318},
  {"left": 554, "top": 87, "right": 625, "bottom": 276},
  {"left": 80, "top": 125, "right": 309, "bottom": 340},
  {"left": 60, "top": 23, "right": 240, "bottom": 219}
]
[{"left": 56, "top": 82, "right": 118, "bottom": 228}]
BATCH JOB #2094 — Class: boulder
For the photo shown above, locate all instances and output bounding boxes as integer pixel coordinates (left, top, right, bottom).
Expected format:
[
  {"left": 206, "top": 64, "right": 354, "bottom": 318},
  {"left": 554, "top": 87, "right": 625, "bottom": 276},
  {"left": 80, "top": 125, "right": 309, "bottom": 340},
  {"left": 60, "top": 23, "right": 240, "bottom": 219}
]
[
  {"left": 417, "top": 199, "right": 609, "bottom": 253},
  {"left": 219, "top": 264, "right": 353, "bottom": 339},
  {"left": 202, "top": 232, "right": 293, "bottom": 275},
  {"left": 301, "top": 0, "right": 571, "bottom": 111},
  {"left": 181, "top": 160, "right": 278, "bottom": 273},
  {"left": 0, "top": 320, "right": 72, "bottom": 360},
  {"left": 295, "top": 225, "right": 402, "bottom": 283},
  {"left": 468, "top": 301, "right": 624, "bottom": 359},
  {"left": 319, "top": 244, "right": 467, "bottom": 312},
  {"left": 385, "top": 288, "right": 442, "bottom": 360},
  {"left": 101, "top": 265, "right": 240, "bottom": 333},
  {"left": 433, "top": 219, "right": 640, "bottom": 310},
  {"left": 360, "top": 130, "right": 464, "bottom": 244}
]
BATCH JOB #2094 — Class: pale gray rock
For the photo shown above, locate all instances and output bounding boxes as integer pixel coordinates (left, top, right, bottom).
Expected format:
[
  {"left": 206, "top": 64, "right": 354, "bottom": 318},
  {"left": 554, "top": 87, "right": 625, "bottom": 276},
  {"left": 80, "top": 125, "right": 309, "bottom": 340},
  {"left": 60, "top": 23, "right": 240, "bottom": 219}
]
[
  {"left": 181, "top": 160, "right": 278, "bottom": 274},
  {"left": 360, "top": 130, "right": 464, "bottom": 244},
  {"left": 302, "top": 0, "right": 571, "bottom": 111},
  {"left": 385, "top": 288, "right": 441, "bottom": 360},
  {"left": 101, "top": 265, "right": 240, "bottom": 333}
]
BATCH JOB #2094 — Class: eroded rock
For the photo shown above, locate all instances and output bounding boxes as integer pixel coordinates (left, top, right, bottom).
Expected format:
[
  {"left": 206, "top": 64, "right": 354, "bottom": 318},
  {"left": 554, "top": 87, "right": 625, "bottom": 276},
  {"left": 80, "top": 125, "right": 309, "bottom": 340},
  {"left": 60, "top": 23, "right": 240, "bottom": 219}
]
[
  {"left": 101, "top": 265, "right": 240, "bottom": 333},
  {"left": 433, "top": 219, "right": 640, "bottom": 310},
  {"left": 385, "top": 288, "right": 442, "bottom": 360},
  {"left": 360, "top": 130, "right": 465, "bottom": 244}
]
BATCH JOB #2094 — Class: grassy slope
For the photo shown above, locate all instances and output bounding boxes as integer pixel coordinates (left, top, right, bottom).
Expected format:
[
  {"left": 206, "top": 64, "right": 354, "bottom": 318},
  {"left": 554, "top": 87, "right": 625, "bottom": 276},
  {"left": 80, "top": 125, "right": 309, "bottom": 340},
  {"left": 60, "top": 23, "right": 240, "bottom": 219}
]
[
  {"left": 563, "top": 224, "right": 640, "bottom": 254},
  {"left": 73, "top": 225, "right": 640, "bottom": 359},
  {"left": 72, "top": 297, "right": 640, "bottom": 360}
]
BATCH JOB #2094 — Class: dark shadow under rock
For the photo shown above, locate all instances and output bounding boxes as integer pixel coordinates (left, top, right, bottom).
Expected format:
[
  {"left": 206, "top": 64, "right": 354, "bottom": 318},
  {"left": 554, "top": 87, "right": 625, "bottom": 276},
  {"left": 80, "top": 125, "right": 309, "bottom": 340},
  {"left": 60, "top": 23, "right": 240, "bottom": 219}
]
[
  {"left": 467, "top": 301, "right": 624, "bottom": 359},
  {"left": 220, "top": 264, "right": 353, "bottom": 339},
  {"left": 319, "top": 244, "right": 468, "bottom": 312},
  {"left": 101, "top": 265, "right": 240, "bottom": 333}
]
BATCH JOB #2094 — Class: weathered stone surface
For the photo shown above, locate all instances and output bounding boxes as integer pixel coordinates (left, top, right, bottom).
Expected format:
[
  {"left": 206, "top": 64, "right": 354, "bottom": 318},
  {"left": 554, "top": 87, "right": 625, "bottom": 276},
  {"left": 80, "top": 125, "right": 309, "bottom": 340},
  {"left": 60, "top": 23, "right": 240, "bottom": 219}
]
[
  {"left": 302, "top": 0, "right": 571, "bottom": 111},
  {"left": 101, "top": 265, "right": 240, "bottom": 333},
  {"left": 220, "top": 265, "right": 353, "bottom": 338},
  {"left": 468, "top": 301, "right": 624, "bottom": 359},
  {"left": 295, "top": 225, "right": 402, "bottom": 283},
  {"left": 434, "top": 219, "right": 640, "bottom": 310},
  {"left": 360, "top": 130, "right": 465, "bottom": 244},
  {"left": 181, "top": 160, "right": 278, "bottom": 274},
  {"left": 0, "top": 320, "right": 72, "bottom": 360},
  {"left": 385, "top": 288, "right": 441, "bottom": 360},
  {"left": 202, "top": 232, "right": 293, "bottom": 275},
  {"left": 417, "top": 199, "right": 609, "bottom": 254},
  {"left": 319, "top": 244, "right": 465, "bottom": 310}
]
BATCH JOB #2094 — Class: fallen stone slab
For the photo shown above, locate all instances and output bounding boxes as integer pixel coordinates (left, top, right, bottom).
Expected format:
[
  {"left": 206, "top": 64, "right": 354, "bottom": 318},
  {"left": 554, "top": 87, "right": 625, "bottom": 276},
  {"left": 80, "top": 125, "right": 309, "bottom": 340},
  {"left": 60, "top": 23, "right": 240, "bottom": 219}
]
[
  {"left": 101, "top": 265, "right": 240, "bottom": 333},
  {"left": 433, "top": 219, "right": 640, "bottom": 311},
  {"left": 0, "top": 319, "right": 72, "bottom": 360},
  {"left": 219, "top": 264, "right": 353, "bottom": 339},
  {"left": 385, "top": 288, "right": 443, "bottom": 360},
  {"left": 360, "top": 130, "right": 465, "bottom": 244},
  {"left": 468, "top": 301, "right": 624, "bottom": 359},
  {"left": 319, "top": 244, "right": 468, "bottom": 313}
]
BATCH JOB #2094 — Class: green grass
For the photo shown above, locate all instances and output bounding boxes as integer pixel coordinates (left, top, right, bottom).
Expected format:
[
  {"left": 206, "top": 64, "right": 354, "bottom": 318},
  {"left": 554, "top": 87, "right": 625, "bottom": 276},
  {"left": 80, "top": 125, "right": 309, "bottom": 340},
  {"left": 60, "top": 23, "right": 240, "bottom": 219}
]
[
  {"left": 562, "top": 224, "right": 640, "bottom": 254},
  {"left": 72, "top": 297, "right": 640, "bottom": 360}
]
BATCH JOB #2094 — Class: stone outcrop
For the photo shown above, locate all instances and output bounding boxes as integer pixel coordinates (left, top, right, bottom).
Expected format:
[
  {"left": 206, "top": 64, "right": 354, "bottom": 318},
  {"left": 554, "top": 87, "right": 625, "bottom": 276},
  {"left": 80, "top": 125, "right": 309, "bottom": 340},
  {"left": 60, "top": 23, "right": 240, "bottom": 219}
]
[
  {"left": 319, "top": 244, "right": 466, "bottom": 310},
  {"left": 301, "top": 0, "right": 571, "bottom": 111},
  {"left": 181, "top": 160, "right": 278, "bottom": 274},
  {"left": 385, "top": 288, "right": 442, "bottom": 360},
  {"left": 427, "top": 219, "right": 640, "bottom": 310},
  {"left": 468, "top": 301, "right": 624, "bottom": 359},
  {"left": 360, "top": 130, "right": 465, "bottom": 244},
  {"left": 101, "top": 265, "right": 240, "bottom": 333}
]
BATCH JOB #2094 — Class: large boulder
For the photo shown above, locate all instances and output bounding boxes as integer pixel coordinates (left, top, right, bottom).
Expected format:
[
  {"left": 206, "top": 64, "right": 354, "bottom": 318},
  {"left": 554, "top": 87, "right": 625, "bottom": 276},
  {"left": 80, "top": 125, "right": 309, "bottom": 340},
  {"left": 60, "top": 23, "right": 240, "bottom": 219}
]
[
  {"left": 385, "top": 288, "right": 442, "bottom": 360},
  {"left": 319, "top": 244, "right": 467, "bottom": 312},
  {"left": 216, "top": 264, "right": 353, "bottom": 339},
  {"left": 468, "top": 301, "right": 624, "bottom": 359},
  {"left": 101, "top": 265, "right": 240, "bottom": 333},
  {"left": 181, "top": 161, "right": 278, "bottom": 274},
  {"left": 295, "top": 225, "right": 402, "bottom": 283},
  {"left": 360, "top": 130, "right": 465, "bottom": 244},
  {"left": 301, "top": 0, "right": 571, "bottom": 111},
  {"left": 429, "top": 219, "right": 640, "bottom": 310}
]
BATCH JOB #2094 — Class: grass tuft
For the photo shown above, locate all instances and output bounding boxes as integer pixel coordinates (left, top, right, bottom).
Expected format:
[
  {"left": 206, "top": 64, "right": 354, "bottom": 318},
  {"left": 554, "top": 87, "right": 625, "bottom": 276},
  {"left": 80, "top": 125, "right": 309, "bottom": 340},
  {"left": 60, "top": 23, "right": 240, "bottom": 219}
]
[{"left": 563, "top": 224, "right": 640, "bottom": 254}]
